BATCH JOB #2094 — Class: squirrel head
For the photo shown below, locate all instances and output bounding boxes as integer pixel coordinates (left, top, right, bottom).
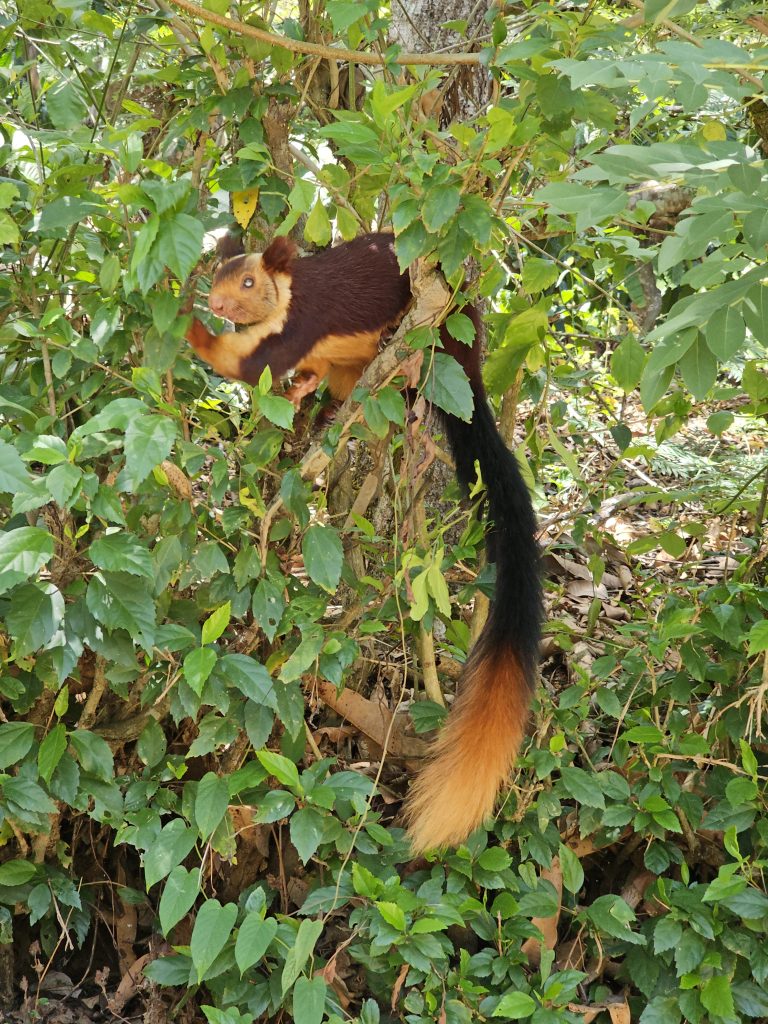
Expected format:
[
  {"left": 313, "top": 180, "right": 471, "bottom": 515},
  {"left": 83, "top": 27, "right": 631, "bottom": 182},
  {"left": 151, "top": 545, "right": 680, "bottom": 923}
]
[{"left": 208, "top": 237, "right": 296, "bottom": 325}]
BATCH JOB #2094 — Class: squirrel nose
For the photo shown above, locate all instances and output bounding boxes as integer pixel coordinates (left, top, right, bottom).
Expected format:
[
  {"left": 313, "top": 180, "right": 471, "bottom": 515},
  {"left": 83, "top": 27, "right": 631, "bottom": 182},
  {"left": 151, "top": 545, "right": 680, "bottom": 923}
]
[{"left": 209, "top": 295, "right": 225, "bottom": 315}]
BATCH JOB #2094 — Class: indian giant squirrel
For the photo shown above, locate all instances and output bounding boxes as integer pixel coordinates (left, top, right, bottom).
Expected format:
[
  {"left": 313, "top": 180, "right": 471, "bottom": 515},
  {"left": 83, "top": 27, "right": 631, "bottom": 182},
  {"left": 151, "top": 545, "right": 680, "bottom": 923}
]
[{"left": 185, "top": 231, "right": 542, "bottom": 853}]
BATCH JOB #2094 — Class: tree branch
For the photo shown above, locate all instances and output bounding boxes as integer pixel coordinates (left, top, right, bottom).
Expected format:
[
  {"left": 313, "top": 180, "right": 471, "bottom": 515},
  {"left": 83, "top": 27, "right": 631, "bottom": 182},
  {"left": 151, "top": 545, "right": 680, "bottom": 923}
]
[{"left": 165, "top": 0, "right": 483, "bottom": 66}]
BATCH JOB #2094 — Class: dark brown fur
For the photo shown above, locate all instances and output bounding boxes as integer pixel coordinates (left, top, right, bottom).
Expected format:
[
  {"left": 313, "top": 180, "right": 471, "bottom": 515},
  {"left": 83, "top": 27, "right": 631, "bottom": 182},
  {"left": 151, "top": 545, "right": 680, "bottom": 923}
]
[{"left": 184, "top": 234, "right": 541, "bottom": 852}]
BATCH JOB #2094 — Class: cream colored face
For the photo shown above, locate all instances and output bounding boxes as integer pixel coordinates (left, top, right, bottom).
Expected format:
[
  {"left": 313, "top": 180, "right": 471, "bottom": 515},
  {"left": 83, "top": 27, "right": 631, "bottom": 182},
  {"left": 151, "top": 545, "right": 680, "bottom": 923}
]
[{"left": 208, "top": 254, "right": 284, "bottom": 325}]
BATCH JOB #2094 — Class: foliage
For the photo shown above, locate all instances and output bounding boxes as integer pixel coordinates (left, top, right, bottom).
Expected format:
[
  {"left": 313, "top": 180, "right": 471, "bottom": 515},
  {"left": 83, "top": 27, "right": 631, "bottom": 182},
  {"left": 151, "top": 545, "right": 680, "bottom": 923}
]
[{"left": 0, "top": 1, "right": 767, "bottom": 1022}]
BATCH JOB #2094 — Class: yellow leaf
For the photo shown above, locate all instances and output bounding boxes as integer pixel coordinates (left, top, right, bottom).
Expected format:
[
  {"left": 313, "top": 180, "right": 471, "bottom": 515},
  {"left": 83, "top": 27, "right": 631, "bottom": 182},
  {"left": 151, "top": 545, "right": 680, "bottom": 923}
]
[
  {"left": 701, "top": 121, "right": 726, "bottom": 141},
  {"left": 232, "top": 188, "right": 259, "bottom": 229}
]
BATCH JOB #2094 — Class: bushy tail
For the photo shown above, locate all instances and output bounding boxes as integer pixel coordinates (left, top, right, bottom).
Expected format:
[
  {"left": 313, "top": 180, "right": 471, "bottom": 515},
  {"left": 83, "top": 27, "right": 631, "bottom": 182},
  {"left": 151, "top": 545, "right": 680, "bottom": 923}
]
[{"left": 404, "top": 350, "right": 541, "bottom": 853}]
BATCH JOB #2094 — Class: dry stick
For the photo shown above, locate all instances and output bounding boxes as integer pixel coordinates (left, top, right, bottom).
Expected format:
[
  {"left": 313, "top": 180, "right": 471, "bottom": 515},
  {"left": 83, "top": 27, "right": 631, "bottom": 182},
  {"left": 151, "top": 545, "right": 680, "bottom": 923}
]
[
  {"left": 77, "top": 656, "right": 109, "bottom": 732},
  {"left": 416, "top": 626, "right": 445, "bottom": 707},
  {"left": 166, "top": 0, "right": 484, "bottom": 66}
]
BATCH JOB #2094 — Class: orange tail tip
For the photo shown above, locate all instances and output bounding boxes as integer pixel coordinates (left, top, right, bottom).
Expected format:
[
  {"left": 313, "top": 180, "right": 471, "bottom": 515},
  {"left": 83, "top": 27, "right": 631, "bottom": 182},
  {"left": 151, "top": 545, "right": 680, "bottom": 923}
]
[{"left": 404, "top": 648, "right": 531, "bottom": 853}]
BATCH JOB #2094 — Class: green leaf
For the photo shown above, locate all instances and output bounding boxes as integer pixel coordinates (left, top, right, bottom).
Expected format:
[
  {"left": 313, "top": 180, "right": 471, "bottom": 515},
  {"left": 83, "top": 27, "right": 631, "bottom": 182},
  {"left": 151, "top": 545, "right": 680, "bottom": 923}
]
[
  {"left": 639, "top": 995, "right": 681, "bottom": 1024},
  {"left": 156, "top": 213, "right": 204, "bottom": 282},
  {"left": 258, "top": 393, "right": 295, "bottom": 429},
  {"left": 290, "top": 807, "right": 326, "bottom": 864},
  {"left": 521, "top": 258, "right": 559, "bottom": 294},
  {"left": 302, "top": 525, "right": 343, "bottom": 593},
  {"left": 679, "top": 333, "right": 717, "bottom": 400},
  {"left": 611, "top": 334, "right": 645, "bottom": 391},
  {"left": 252, "top": 578, "right": 285, "bottom": 642},
  {"left": 202, "top": 602, "right": 231, "bottom": 646},
  {"left": 376, "top": 900, "right": 406, "bottom": 930},
  {"left": 183, "top": 647, "right": 218, "bottom": 696},
  {"left": 5, "top": 583, "right": 60, "bottom": 656},
  {"left": 705, "top": 303, "right": 746, "bottom": 361},
  {"left": 304, "top": 200, "right": 332, "bottom": 246},
  {"left": 0, "top": 860, "right": 37, "bottom": 886},
  {"left": 292, "top": 976, "right": 327, "bottom": 1024},
  {"left": 492, "top": 992, "right": 536, "bottom": 1019},
  {"left": 46, "top": 79, "right": 89, "bottom": 129},
  {"left": 90, "top": 533, "right": 153, "bottom": 578},
  {"left": 195, "top": 772, "right": 229, "bottom": 840},
  {"left": 281, "top": 918, "right": 324, "bottom": 994},
  {"left": 560, "top": 766, "right": 605, "bottom": 809},
  {"left": 257, "top": 750, "right": 300, "bottom": 791},
  {"left": 0, "top": 440, "right": 31, "bottom": 492},
  {"left": 653, "top": 916, "right": 682, "bottom": 954},
  {"left": 445, "top": 312, "right": 476, "bottom": 344},
  {"left": 218, "top": 654, "right": 276, "bottom": 707},
  {"left": 38, "top": 724, "right": 68, "bottom": 785},
  {"left": 124, "top": 414, "right": 176, "bottom": 484},
  {"left": 422, "top": 352, "right": 474, "bottom": 422},
  {"left": 674, "top": 929, "right": 704, "bottom": 974},
  {"left": 0, "top": 722, "right": 35, "bottom": 770},
  {"left": 700, "top": 975, "right": 735, "bottom": 1018},
  {"left": 394, "top": 220, "right": 429, "bottom": 270},
  {"left": 86, "top": 572, "right": 156, "bottom": 649},
  {"left": 0, "top": 527, "right": 55, "bottom": 595},
  {"left": 137, "top": 717, "right": 167, "bottom": 767},
  {"left": 235, "top": 914, "right": 278, "bottom": 974},
  {"left": 159, "top": 866, "right": 200, "bottom": 935},
  {"left": 559, "top": 843, "right": 584, "bottom": 895},
  {"left": 144, "top": 819, "right": 197, "bottom": 889},
  {"left": 325, "top": 1, "right": 365, "bottom": 33},
  {"left": 190, "top": 899, "right": 238, "bottom": 983},
  {"left": 587, "top": 894, "right": 644, "bottom": 944},
  {"left": 69, "top": 731, "right": 114, "bottom": 781},
  {"left": 422, "top": 186, "right": 461, "bottom": 233}
]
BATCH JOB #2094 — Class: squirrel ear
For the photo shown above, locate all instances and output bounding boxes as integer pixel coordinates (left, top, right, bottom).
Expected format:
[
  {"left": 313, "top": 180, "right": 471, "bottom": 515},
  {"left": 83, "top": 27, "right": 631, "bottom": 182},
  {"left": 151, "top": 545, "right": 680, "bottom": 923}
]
[{"left": 262, "top": 236, "right": 297, "bottom": 274}]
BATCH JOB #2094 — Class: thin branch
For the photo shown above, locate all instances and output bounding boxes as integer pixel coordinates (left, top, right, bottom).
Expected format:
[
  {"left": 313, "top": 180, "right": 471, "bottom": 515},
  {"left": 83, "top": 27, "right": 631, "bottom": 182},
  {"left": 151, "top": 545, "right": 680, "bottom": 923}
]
[{"left": 165, "top": 0, "right": 484, "bottom": 66}]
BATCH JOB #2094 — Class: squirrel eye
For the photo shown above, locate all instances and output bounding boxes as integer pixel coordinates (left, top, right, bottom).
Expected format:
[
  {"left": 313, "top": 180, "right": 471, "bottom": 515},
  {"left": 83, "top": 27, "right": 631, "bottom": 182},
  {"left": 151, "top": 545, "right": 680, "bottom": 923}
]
[{"left": 242, "top": 276, "right": 254, "bottom": 289}]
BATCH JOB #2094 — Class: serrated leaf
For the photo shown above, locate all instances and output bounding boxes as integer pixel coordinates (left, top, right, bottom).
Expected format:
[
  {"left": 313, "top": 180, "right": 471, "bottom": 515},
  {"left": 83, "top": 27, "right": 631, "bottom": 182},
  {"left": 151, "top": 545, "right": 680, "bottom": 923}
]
[
  {"left": 124, "top": 414, "right": 176, "bottom": 485},
  {"left": 422, "top": 352, "right": 474, "bottom": 422},
  {"left": 90, "top": 532, "right": 153, "bottom": 578},
  {"left": 0, "top": 527, "right": 55, "bottom": 595},
  {"left": 69, "top": 731, "right": 114, "bottom": 781},
  {"left": 560, "top": 766, "right": 605, "bottom": 809},
  {"left": 156, "top": 213, "right": 204, "bottom": 282},
  {"left": 422, "top": 186, "right": 461, "bottom": 233},
  {"left": 290, "top": 806, "right": 326, "bottom": 864},
  {"left": 259, "top": 393, "right": 295, "bottom": 429},
  {"left": 0, "top": 440, "right": 31, "bottom": 492},
  {"left": 0, "top": 723, "right": 35, "bottom": 770},
  {"left": 86, "top": 572, "right": 156, "bottom": 648}
]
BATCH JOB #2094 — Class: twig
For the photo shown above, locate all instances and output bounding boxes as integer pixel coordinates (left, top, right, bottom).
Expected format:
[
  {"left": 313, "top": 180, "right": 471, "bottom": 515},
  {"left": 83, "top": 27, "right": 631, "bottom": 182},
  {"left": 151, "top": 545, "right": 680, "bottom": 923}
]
[
  {"left": 165, "top": 0, "right": 484, "bottom": 66},
  {"left": 416, "top": 626, "right": 445, "bottom": 707}
]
